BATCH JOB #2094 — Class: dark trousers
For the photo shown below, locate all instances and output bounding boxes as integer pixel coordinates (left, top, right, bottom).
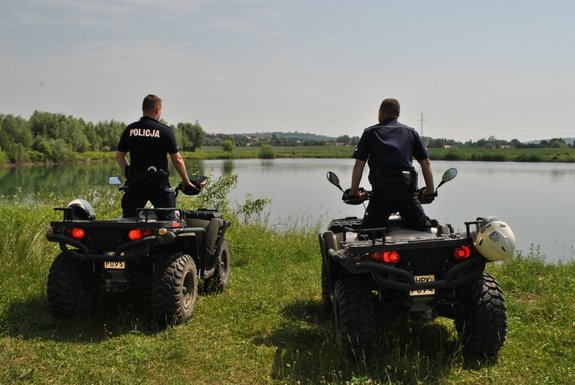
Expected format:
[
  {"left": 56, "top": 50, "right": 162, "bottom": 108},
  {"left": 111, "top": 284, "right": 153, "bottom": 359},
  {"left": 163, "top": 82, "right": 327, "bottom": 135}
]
[
  {"left": 121, "top": 187, "right": 176, "bottom": 220},
  {"left": 362, "top": 182, "right": 431, "bottom": 232}
]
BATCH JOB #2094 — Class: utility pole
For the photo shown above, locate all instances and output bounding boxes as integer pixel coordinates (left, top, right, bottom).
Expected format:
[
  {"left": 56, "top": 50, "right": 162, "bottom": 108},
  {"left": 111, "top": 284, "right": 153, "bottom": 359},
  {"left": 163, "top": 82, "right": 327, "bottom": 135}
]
[{"left": 419, "top": 111, "right": 424, "bottom": 137}]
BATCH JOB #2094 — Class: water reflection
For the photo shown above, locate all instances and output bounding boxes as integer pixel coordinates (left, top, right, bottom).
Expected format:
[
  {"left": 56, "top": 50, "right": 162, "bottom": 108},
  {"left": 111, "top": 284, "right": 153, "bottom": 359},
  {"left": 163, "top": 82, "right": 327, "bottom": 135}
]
[
  {"left": 222, "top": 159, "right": 234, "bottom": 175},
  {"left": 0, "top": 163, "right": 120, "bottom": 197}
]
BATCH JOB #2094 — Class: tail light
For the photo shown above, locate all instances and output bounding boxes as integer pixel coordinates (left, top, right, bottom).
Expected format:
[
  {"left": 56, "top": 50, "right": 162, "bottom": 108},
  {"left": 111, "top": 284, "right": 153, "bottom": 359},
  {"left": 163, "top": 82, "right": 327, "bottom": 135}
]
[
  {"left": 453, "top": 245, "right": 472, "bottom": 260},
  {"left": 128, "top": 228, "right": 153, "bottom": 241},
  {"left": 65, "top": 227, "right": 86, "bottom": 239},
  {"left": 370, "top": 250, "right": 400, "bottom": 264}
]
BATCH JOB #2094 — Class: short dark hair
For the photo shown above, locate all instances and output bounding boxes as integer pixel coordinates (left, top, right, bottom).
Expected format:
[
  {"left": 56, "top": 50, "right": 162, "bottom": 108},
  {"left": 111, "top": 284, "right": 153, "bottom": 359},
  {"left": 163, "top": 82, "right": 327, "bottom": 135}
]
[
  {"left": 142, "top": 94, "right": 162, "bottom": 113},
  {"left": 380, "top": 98, "right": 400, "bottom": 117}
]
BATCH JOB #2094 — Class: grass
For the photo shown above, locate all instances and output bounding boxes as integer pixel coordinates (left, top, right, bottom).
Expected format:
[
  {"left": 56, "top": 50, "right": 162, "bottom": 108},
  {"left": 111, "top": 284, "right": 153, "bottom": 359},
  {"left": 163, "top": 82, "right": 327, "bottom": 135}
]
[{"left": 1, "top": 190, "right": 575, "bottom": 384}]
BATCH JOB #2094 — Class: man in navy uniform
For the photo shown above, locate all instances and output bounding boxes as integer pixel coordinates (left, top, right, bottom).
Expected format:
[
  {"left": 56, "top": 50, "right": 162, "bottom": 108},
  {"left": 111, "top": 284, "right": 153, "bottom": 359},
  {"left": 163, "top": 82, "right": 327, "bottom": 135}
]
[
  {"left": 116, "top": 94, "right": 195, "bottom": 220},
  {"left": 348, "top": 98, "right": 435, "bottom": 232}
]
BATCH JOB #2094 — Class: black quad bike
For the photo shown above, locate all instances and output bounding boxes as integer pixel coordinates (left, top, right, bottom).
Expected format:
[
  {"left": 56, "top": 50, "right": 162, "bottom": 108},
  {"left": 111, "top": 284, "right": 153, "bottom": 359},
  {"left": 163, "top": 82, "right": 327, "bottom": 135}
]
[
  {"left": 45, "top": 176, "right": 231, "bottom": 325},
  {"left": 319, "top": 168, "right": 507, "bottom": 359}
]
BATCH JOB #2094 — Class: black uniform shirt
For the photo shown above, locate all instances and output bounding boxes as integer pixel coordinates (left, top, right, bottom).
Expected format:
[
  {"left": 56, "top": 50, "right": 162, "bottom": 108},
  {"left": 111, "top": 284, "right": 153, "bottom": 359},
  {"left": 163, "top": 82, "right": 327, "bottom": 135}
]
[
  {"left": 352, "top": 118, "right": 429, "bottom": 171},
  {"left": 117, "top": 116, "right": 179, "bottom": 174}
]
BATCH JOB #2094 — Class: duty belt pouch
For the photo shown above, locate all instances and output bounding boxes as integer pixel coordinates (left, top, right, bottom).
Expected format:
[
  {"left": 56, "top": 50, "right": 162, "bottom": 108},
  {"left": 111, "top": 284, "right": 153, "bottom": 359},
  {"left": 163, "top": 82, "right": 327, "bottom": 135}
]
[
  {"left": 130, "top": 167, "right": 169, "bottom": 189},
  {"left": 401, "top": 171, "right": 411, "bottom": 187},
  {"left": 407, "top": 169, "right": 418, "bottom": 191},
  {"left": 148, "top": 168, "right": 169, "bottom": 188}
]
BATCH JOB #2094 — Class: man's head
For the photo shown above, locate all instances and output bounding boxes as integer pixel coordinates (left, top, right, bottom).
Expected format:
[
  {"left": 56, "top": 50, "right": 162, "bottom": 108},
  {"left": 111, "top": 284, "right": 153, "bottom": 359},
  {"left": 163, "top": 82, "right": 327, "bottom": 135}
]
[
  {"left": 142, "top": 94, "right": 162, "bottom": 120},
  {"left": 379, "top": 98, "right": 400, "bottom": 122}
]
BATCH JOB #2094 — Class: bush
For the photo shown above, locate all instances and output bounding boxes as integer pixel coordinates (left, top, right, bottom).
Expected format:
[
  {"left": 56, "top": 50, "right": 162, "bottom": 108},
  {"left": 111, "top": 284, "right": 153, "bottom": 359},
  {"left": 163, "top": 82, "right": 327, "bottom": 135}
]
[
  {"left": 0, "top": 150, "right": 8, "bottom": 164},
  {"left": 258, "top": 144, "right": 275, "bottom": 159}
]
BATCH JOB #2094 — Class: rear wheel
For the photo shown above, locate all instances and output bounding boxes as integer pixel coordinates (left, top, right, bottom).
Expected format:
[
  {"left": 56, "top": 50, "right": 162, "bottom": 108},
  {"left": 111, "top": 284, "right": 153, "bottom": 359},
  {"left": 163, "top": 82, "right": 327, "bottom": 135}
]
[
  {"left": 332, "top": 275, "right": 377, "bottom": 359},
  {"left": 202, "top": 240, "right": 231, "bottom": 293},
  {"left": 152, "top": 253, "right": 198, "bottom": 325},
  {"left": 47, "top": 253, "right": 100, "bottom": 319},
  {"left": 455, "top": 272, "right": 507, "bottom": 357}
]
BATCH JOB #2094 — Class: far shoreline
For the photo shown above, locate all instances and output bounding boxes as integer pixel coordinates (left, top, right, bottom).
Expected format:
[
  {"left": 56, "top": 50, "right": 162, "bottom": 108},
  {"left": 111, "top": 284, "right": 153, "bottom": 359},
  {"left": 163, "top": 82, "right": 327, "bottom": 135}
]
[{"left": 2, "top": 145, "right": 575, "bottom": 167}]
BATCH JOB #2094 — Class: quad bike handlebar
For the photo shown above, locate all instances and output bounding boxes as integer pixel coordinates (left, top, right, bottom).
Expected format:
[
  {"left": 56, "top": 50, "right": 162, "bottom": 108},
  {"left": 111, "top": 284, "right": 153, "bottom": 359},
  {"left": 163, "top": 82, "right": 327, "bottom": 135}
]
[
  {"left": 175, "top": 175, "right": 208, "bottom": 197},
  {"left": 341, "top": 187, "right": 435, "bottom": 205},
  {"left": 109, "top": 174, "right": 208, "bottom": 196},
  {"left": 328, "top": 168, "right": 457, "bottom": 206}
]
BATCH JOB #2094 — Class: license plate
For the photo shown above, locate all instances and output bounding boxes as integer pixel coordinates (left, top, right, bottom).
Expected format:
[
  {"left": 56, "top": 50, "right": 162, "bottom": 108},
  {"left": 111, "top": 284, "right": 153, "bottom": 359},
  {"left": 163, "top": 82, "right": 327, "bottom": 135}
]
[
  {"left": 104, "top": 261, "right": 125, "bottom": 269},
  {"left": 410, "top": 275, "right": 435, "bottom": 296}
]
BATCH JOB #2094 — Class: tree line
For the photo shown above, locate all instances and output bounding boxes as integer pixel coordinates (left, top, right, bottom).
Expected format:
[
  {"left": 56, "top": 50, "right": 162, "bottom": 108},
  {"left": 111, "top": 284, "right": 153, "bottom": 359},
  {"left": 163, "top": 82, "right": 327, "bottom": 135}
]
[
  {"left": 1, "top": 111, "right": 571, "bottom": 164},
  {"left": 0, "top": 112, "right": 205, "bottom": 164},
  {"left": 425, "top": 135, "right": 573, "bottom": 149}
]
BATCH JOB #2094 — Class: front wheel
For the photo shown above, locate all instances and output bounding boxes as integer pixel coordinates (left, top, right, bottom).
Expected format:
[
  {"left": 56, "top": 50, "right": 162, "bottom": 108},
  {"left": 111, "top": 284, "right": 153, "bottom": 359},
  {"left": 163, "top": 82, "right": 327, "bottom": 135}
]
[
  {"left": 332, "top": 275, "right": 377, "bottom": 360},
  {"left": 202, "top": 240, "right": 231, "bottom": 293},
  {"left": 455, "top": 272, "right": 507, "bottom": 357},
  {"left": 152, "top": 253, "right": 198, "bottom": 325}
]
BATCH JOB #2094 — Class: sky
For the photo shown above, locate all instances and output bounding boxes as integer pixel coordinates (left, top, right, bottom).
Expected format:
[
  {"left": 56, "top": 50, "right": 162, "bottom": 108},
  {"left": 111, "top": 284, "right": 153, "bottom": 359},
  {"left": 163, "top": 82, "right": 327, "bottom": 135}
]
[{"left": 1, "top": 0, "right": 574, "bottom": 142}]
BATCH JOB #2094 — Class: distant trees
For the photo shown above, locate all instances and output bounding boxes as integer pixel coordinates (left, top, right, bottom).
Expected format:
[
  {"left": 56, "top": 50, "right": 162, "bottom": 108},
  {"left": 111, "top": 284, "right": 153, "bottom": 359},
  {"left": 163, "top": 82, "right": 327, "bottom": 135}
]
[
  {"left": 177, "top": 121, "right": 205, "bottom": 152},
  {"left": 0, "top": 112, "right": 206, "bottom": 164},
  {"left": 427, "top": 136, "right": 573, "bottom": 149},
  {"left": 0, "top": 110, "right": 572, "bottom": 165}
]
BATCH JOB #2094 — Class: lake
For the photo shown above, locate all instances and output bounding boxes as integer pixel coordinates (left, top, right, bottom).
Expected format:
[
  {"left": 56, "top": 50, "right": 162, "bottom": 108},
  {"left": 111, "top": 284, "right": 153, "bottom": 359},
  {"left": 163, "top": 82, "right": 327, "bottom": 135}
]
[{"left": 1, "top": 159, "right": 573, "bottom": 263}]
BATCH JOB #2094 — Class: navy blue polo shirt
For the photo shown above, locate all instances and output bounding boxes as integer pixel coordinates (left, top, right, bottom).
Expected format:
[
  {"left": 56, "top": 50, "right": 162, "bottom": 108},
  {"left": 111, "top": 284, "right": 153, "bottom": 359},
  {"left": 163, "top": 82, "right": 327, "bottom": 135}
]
[
  {"left": 117, "top": 116, "right": 179, "bottom": 174},
  {"left": 352, "top": 118, "right": 429, "bottom": 171}
]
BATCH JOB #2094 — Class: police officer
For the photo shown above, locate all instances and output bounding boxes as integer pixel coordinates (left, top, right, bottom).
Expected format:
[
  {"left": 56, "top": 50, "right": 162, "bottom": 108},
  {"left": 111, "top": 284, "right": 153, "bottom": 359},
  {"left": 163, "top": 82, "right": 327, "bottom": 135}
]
[
  {"left": 115, "top": 94, "right": 195, "bottom": 220},
  {"left": 348, "top": 98, "right": 435, "bottom": 232}
]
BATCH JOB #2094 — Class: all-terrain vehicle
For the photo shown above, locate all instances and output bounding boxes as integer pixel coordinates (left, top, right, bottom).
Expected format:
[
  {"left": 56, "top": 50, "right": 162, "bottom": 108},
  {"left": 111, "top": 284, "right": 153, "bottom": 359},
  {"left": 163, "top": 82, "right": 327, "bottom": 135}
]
[
  {"left": 319, "top": 168, "right": 514, "bottom": 359},
  {"left": 46, "top": 175, "right": 231, "bottom": 325}
]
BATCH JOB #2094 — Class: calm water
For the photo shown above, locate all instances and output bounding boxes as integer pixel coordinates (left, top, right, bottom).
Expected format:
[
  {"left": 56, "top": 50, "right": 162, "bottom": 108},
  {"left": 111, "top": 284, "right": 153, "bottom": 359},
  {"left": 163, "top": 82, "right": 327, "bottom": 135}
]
[{"left": 1, "top": 159, "right": 573, "bottom": 263}]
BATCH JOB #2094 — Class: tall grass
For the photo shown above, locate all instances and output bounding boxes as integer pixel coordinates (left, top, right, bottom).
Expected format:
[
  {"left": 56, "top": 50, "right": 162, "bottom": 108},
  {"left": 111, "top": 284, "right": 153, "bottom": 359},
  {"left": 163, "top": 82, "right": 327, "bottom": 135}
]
[{"left": 1, "top": 186, "right": 575, "bottom": 384}]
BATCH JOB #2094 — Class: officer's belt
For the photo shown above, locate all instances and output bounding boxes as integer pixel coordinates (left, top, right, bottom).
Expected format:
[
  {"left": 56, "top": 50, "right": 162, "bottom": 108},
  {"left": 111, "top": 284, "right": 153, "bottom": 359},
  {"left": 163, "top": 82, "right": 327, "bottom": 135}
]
[
  {"left": 370, "top": 168, "right": 416, "bottom": 188},
  {"left": 371, "top": 169, "right": 412, "bottom": 180}
]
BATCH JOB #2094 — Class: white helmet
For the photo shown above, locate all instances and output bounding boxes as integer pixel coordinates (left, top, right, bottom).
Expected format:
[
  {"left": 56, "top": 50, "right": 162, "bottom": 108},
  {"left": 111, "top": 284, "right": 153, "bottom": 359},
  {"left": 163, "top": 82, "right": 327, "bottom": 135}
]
[
  {"left": 67, "top": 199, "right": 96, "bottom": 220},
  {"left": 475, "top": 217, "right": 516, "bottom": 261}
]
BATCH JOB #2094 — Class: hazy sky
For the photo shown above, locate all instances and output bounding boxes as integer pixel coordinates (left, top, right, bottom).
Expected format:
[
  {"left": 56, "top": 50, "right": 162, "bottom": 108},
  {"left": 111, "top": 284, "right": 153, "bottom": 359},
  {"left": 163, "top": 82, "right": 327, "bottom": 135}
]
[{"left": 1, "top": 0, "right": 573, "bottom": 142}]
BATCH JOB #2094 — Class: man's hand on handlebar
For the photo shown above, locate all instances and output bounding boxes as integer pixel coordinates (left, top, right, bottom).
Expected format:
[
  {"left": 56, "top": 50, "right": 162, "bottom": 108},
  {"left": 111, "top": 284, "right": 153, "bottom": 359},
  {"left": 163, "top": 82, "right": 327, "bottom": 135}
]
[
  {"left": 347, "top": 188, "right": 364, "bottom": 200},
  {"left": 419, "top": 186, "right": 436, "bottom": 204},
  {"left": 183, "top": 179, "right": 197, "bottom": 190},
  {"left": 342, "top": 188, "right": 368, "bottom": 205}
]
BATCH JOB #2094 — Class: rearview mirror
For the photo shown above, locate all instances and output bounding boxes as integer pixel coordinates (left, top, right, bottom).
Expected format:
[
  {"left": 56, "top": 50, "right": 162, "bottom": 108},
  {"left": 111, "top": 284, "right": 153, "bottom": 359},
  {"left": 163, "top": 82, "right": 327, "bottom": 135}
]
[
  {"left": 108, "top": 176, "right": 122, "bottom": 185},
  {"left": 326, "top": 171, "right": 340, "bottom": 187},
  {"left": 442, "top": 168, "right": 457, "bottom": 183},
  {"left": 436, "top": 168, "right": 457, "bottom": 190},
  {"left": 326, "top": 171, "right": 345, "bottom": 192}
]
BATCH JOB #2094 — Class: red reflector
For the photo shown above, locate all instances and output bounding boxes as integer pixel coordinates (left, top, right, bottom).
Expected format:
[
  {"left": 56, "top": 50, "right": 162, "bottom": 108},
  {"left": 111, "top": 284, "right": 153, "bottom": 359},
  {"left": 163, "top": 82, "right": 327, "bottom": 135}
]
[
  {"left": 71, "top": 228, "right": 85, "bottom": 239},
  {"left": 171, "top": 221, "right": 181, "bottom": 228},
  {"left": 370, "top": 250, "right": 400, "bottom": 264},
  {"left": 384, "top": 251, "right": 400, "bottom": 264},
  {"left": 453, "top": 245, "right": 471, "bottom": 259},
  {"left": 128, "top": 229, "right": 143, "bottom": 241}
]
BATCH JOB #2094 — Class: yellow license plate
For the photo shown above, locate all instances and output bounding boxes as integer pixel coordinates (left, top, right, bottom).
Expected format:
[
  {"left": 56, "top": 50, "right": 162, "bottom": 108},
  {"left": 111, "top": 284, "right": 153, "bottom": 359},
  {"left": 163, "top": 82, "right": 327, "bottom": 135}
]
[
  {"left": 104, "top": 261, "right": 125, "bottom": 269},
  {"left": 410, "top": 275, "right": 435, "bottom": 296}
]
